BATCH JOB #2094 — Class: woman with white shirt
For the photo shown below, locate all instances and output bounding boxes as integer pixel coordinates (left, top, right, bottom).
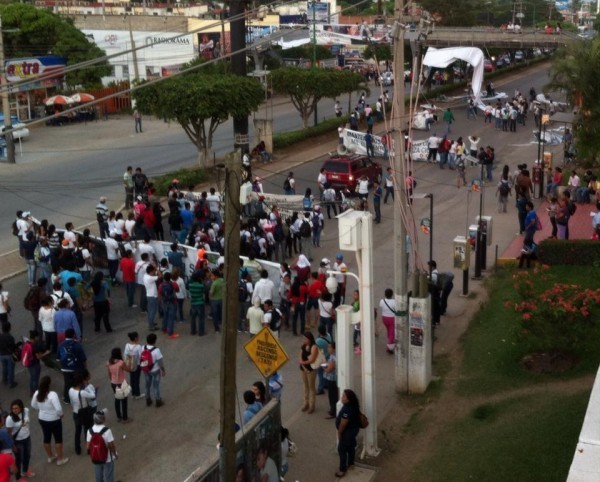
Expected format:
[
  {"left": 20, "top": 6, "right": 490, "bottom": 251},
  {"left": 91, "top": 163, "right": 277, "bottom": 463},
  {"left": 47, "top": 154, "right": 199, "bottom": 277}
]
[
  {"left": 124, "top": 331, "right": 144, "bottom": 399},
  {"left": 38, "top": 297, "right": 57, "bottom": 354},
  {"left": 31, "top": 376, "right": 69, "bottom": 466},
  {"left": 379, "top": 288, "right": 397, "bottom": 354},
  {"left": 68, "top": 371, "right": 96, "bottom": 455},
  {"left": 5, "top": 399, "right": 35, "bottom": 479}
]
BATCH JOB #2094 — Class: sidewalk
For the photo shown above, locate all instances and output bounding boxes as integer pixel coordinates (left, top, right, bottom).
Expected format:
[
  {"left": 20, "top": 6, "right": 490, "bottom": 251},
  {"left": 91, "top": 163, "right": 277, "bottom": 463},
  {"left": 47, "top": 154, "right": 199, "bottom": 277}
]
[{"left": 500, "top": 196, "right": 597, "bottom": 261}]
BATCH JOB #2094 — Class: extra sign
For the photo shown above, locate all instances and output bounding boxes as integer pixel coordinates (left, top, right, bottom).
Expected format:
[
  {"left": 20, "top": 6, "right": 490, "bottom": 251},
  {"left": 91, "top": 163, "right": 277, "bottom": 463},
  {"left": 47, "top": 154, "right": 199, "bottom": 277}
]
[{"left": 244, "top": 327, "right": 289, "bottom": 378}]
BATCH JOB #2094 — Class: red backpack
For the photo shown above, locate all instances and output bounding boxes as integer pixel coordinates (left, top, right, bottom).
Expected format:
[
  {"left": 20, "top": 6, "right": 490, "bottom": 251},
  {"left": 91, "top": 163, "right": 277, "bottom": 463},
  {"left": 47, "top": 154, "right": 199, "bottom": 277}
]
[
  {"left": 88, "top": 427, "right": 109, "bottom": 464},
  {"left": 139, "top": 346, "right": 156, "bottom": 373},
  {"left": 21, "top": 341, "right": 34, "bottom": 367}
]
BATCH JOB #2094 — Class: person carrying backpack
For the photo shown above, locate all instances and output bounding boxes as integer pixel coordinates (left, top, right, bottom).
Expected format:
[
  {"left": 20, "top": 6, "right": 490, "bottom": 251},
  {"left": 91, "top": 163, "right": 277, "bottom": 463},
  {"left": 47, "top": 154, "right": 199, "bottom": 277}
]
[
  {"left": 86, "top": 410, "right": 117, "bottom": 482},
  {"left": 141, "top": 333, "right": 166, "bottom": 408},
  {"left": 311, "top": 206, "right": 324, "bottom": 248},
  {"left": 57, "top": 328, "right": 87, "bottom": 404},
  {"left": 158, "top": 272, "right": 179, "bottom": 339},
  {"left": 263, "top": 300, "right": 282, "bottom": 339}
]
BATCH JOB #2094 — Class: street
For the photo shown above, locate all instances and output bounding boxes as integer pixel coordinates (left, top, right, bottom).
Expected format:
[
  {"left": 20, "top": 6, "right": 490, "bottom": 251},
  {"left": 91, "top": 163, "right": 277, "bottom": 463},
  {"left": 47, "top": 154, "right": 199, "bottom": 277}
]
[{"left": 0, "top": 62, "right": 567, "bottom": 482}]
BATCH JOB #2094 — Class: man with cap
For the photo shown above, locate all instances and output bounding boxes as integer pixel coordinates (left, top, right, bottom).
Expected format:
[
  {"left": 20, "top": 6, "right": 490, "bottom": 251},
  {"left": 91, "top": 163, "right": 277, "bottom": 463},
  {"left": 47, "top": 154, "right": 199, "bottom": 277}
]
[
  {"left": 86, "top": 410, "right": 118, "bottom": 482},
  {"left": 332, "top": 254, "right": 347, "bottom": 306},
  {"left": 96, "top": 197, "right": 109, "bottom": 239}
]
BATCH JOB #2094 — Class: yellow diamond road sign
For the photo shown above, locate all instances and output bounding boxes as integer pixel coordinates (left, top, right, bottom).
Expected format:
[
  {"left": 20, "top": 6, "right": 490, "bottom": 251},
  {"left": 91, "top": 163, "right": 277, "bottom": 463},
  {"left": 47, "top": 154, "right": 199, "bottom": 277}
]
[{"left": 244, "top": 327, "right": 289, "bottom": 378}]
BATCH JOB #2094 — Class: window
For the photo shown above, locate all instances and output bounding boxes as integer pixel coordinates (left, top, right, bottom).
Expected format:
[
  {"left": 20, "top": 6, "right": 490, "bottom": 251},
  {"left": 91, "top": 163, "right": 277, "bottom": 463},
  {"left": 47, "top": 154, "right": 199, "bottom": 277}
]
[{"left": 122, "top": 65, "right": 129, "bottom": 77}]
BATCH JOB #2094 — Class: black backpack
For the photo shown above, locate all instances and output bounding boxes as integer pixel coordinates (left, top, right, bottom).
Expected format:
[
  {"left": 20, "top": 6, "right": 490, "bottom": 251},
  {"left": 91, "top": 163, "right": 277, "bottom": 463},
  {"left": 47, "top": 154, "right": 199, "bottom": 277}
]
[
  {"left": 238, "top": 279, "right": 248, "bottom": 302},
  {"left": 11, "top": 220, "right": 18, "bottom": 236},
  {"left": 274, "top": 223, "right": 285, "bottom": 242},
  {"left": 283, "top": 178, "right": 291, "bottom": 191},
  {"left": 269, "top": 308, "right": 282, "bottom": 331},
  {"left": 499, "top": 181, "right": 510, "bottom": 197},
  {"left": 568, "top": 201, "right": 577, "bottom": 216},
  {"left": 73, "top": 248, "right": 86, "bottom": 269},
  {"left": 300, "top": 220, "right": 311, "bottom": 238}
]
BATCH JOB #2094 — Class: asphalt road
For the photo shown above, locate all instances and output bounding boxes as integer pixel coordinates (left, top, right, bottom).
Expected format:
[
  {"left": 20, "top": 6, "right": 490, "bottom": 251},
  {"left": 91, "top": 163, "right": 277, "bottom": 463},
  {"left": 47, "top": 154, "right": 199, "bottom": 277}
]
[
  {"left": 0, "top": 90, "right": 381, "bottom": 255},
  {"left": 0, "top": 63, "right": 565, "bottom": 482}
]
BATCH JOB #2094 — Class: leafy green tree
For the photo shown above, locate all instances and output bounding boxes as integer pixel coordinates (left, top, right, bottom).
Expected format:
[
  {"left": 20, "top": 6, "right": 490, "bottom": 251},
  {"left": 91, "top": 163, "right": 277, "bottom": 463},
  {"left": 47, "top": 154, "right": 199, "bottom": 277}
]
[
  {"left": 280, "top": 45, "right": 334, "bottom": 61},
  {"left": 0, "top": 4, "right": 110, "bottom": 88},
  {"left": 547, "top": 39, "right": 600, "bottom": 165},
  {"left": 133, "top": 70, "right": 265, "bottom": 167},
  {"left": 271, "top": 68, "right": 367, "bottom": 128},
  {"left": 363, "top": 44, "right": 392, "bottom": 63},
  {"left": 419, "top": 0, "right": 478, "bottom": 26}
]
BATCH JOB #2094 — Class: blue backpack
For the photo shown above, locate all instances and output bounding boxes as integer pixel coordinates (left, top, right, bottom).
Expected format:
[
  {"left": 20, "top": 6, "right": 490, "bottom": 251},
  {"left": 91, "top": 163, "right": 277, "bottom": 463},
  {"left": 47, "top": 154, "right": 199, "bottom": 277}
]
[{"left": 161, "top": 281, "right": 176, "bottom": 303}]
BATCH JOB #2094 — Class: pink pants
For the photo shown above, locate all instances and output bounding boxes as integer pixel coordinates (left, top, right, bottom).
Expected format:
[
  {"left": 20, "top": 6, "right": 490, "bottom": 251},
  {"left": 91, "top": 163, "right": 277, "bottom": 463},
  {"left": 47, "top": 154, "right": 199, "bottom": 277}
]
[{"left": 382, "top": 316, "right": 395, "bottom": 348}]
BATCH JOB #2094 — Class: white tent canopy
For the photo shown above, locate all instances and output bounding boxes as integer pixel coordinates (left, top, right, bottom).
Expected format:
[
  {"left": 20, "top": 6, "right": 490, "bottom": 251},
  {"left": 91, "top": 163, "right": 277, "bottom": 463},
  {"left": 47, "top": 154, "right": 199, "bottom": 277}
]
[{"left": 422, "top": 47, "right": 485, "bottom": 101}]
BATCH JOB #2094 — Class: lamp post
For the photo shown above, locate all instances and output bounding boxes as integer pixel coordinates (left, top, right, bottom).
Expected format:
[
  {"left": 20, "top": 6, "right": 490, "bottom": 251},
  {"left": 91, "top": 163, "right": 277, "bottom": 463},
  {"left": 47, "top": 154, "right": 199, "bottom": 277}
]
[
  {"left": 328, "top": 209, "right": 379, "bottom": 458},
  {"left": 473, "top": 162, "right": 485, "bottom": 279},
  {"left": 310, "top": 0, "right": 318, "bottom": 126}
]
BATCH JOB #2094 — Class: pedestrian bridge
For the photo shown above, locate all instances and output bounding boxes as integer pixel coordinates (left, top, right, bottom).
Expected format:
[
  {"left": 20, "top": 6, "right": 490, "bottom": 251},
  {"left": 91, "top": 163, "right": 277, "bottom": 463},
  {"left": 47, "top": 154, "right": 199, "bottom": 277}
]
[{"left": 420, "top": 27, "right": 578, "bottom": 49}]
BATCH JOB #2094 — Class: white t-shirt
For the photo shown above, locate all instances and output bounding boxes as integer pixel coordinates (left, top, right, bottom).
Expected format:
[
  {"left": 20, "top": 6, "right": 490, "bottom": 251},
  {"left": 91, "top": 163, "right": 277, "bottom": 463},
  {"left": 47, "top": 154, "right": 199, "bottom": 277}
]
[
  {"left": 427, "top": 135, "right": 440, "bottom": 149},
  {"left": 104, "top": 238, "right": 120, "bottom": 261},
  {"left": 17, "top": 218, "right": 30, "bottom": 240},
  {"left": 379, "top": 298, "right": 396, "bottom": 318},
  {"left": 317, "top": 172, "right": 327, "bottom": 188},
  {"left": 135, "top": 261, "right": 149, "bottom": 285},
  {"left": 206, "top": 193, "right": 221, "bottom": 213},
  {"left": 31, "top": 391, "right": 63, "bottom": 421},
  {"left": 175, "top": 278, "right": 186, "bottom": 300},
  {"left": 51, "top": 290, "right": 74, "bottom": 309},
  {"left": 357, "top": 179, "right": 369, "bottom": 195},
  {"left": 319, "top": 299, "right": 334, "bottom": 318},
  {"left": 80, "top": 248, "right": 92, "bottom": 272},
  {"left": 63, "top": 230, "right": 77, "bottom": 244},
  {"left": 5, "top": 408, "right": 31, "bottom": 441},
  {"left": 0, "top": 291, "right": 8, "bottom": 315},
  {"left": 68, "top": 387, "right": 96, "bottom": 412},
  {"left": 86, "top": 424, "right": 115, "bottom": 463},
  {"left": 333, "top": 262, "right": 346, "bottom": 283},
  {"left": 247, "top": 306, "right": 264, "bottom": 335},
  {"left": 144, "top": 344, "right": 163, "bottom": 373},
  {"left": 39, "top": 306, "right": 56, "bottom": 332},
  {"left": 143, "top": 273, "right": 159, "bottom": 298},
  {"left": 252, "top": 279, "right": 275, "bottom": 304},
  {"left": 125, "top": 220, "right": 136, "bottom": 237},
  {"left": 124, "top": 342, "right": 143, "bottom": 370}
]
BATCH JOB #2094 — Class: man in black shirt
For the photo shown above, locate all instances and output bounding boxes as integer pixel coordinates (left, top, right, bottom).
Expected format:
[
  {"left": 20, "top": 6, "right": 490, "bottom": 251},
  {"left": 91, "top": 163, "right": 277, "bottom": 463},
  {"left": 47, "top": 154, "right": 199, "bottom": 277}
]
[{"left": 0, "top": 321, "right": 17, "bottom": 388}]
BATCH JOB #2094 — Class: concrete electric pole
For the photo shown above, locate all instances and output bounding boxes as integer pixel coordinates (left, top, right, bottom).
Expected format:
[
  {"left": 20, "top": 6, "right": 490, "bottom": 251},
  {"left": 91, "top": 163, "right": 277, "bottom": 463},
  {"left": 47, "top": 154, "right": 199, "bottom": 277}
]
[
  {"left": 391, "top": 1, "right": 410, "bottom": 393},
  {"left": 229, "top": 0, "right": 249, "bottom": 153},
  {"left": 219, "top": 152, "right": 241, "bottom": 482}
]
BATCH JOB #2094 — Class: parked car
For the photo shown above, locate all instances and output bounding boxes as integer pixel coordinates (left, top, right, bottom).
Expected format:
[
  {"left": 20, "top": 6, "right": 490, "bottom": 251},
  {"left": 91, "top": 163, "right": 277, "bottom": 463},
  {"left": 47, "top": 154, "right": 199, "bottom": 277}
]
[
  {"left": 514, "top": 50, "right": 525, "bottom": 62},
  {"left": 0, "top": 115, "right": 30, "bottom": 141},
  {"left": 484, "top": 58, "right": 495, "bottom": 72},
  {"left": 495, "top": 57, "right": 506, "bottom": 69},
  {"left": 321, "top": 154, "right": 382, "bottom": 193}
]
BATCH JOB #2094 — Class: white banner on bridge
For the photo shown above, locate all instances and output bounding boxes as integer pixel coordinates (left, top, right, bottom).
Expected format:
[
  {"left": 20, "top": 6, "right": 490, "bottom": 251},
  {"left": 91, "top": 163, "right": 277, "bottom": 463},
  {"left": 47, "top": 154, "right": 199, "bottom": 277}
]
[{"left": 342, "top": 128, "right": 435, "bottom": 162}]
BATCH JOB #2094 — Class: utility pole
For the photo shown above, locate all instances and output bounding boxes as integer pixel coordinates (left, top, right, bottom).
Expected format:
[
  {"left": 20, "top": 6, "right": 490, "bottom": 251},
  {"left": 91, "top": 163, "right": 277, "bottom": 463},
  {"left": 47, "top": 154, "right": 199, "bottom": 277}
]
[
  {"left": 311, "top": 1, "right": 318, "bottom": 127},
  {"left": 391, "top": 1, "right": 409, "bottom": 392},
  {"left": 0, "top": 17, "right": 15, "bottom": 164},
  {"left": 230, "top": 0, "right": 249, "bottom": 153},
  {"left": 128, "top": 17, "right": 140, "bottom": 82},
  {"left": 219, "top": 151, "right": 241, "bottom": 482}
]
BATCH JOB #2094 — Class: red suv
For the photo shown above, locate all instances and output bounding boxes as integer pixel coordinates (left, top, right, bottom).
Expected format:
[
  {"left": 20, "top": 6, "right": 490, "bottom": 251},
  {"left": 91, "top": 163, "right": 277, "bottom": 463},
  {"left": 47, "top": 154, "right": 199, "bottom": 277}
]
[{"left": 321, "top": 154, "right": 382, "bottom": 193}]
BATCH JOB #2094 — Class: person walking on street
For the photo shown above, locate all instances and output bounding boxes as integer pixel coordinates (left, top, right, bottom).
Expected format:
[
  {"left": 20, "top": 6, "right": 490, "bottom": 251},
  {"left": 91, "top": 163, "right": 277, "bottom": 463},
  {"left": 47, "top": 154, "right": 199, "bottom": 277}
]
[
  {"left": 443, "top": 107, "right": 455, "bottom": 133},
  {"left": 379, "top": 289, "right": 397, "bottom": 354},
  {"left": 123, "top": 166, "right": 134, "bottom": 210},
  {"left": 96, "top": 197, "right": 109, "bottom": 239},
  {"left": 68, "top": 371, "right": 96, "bottom": 456},
  {"left": 335, "top": 389, "right": 361, "bottom": 478},
  {"left": 323, "top": 342, "right": 338, "bottom": 419},
  {"left": 106, "top": 347, "right": 132, "bottom": 424},
  {"left": 0, "top": 321, "right": 17, "bottom": 389},
  {"left": 299, "top": 332, "right": 319, "bottom": 414},
  {"left": 124, "top": 332, "right": 144, "bottom": 399},
  {"left": 383, "top": 167, "right": 394, "bottom": 204},
  {"left": 133, "top": 109, "right": 142, "bottom": 133},
  {"left": 5, "top": 399, "right": 35, "bottom": 480},
  {"left": 142, "top": 333, "right": 166, "bottom": 408},
  {"left": 86, "top": 410, "right": 118, "bottom": 482},
  {"left": 57, "top": 328, "right": 87, "bottom": 404},
  {"left": 31, "top": 375, "right": 69, "bottom": 467},
  {"left": 372, "top": 181, "right": 382, "bottom": 223}
]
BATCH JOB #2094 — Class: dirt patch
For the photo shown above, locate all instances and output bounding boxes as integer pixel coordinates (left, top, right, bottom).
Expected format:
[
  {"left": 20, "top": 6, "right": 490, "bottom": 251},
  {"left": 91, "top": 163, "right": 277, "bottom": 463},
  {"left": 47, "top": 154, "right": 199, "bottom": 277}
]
[{"left": 521, "top": 351, "right": 578, "bottom": 374}]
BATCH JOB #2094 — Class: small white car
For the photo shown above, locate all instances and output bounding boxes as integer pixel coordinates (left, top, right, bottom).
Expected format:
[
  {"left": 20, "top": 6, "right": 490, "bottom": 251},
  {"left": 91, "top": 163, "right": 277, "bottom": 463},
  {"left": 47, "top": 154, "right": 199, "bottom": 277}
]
[{"left": 0, "top": 116, "right": 29, "bottom": 141}]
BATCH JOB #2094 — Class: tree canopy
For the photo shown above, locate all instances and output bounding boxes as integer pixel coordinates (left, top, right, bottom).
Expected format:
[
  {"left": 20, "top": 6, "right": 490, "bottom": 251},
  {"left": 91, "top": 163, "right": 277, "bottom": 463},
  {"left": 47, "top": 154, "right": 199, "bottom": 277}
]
[
  {"left": 133, "top": 66, "right": 265, "bottom": 167},
  {"left": 547, "top": 39, "right": 600, "bottom": 165},
  {"left": 271, "top": 68, "right": 368, "bottom": 127},
  {"left": 0, "top": 3, "right": 110, "bottom": 88}
]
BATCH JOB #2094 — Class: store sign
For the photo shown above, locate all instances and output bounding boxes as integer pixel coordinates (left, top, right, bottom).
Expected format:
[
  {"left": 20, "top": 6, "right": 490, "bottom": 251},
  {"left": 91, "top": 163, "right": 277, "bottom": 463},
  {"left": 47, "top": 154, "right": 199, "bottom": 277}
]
[{"left": 5, "top": 56, "right": 66, "bottom": 83}]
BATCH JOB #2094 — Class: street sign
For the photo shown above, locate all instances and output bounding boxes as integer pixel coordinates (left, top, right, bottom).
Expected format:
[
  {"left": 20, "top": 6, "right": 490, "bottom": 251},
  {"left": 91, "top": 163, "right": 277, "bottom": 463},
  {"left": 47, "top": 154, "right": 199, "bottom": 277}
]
[{"left": 244, "top": 327, "right": 290, "bottom": 378}]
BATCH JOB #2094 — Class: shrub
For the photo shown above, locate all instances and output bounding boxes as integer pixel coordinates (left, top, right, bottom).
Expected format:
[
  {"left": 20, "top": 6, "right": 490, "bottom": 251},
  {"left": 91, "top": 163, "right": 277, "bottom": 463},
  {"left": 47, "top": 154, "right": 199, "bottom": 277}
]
[
  {"left": 538, "top": 239, "right": 600, "bottom": 265},
  {"left": 151, "top": 167, "right": 209, "bottom": 196},
  {"left": 505, "top": 265, "right": 600, "bottom": 352}
]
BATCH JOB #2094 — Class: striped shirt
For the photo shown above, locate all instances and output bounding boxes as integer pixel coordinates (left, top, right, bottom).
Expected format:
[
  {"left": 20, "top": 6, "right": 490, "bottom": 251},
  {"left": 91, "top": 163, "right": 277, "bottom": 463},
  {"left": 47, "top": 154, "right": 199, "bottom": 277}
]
[{"left": 188, "top": 281, "right": 205, "bottom": 306}]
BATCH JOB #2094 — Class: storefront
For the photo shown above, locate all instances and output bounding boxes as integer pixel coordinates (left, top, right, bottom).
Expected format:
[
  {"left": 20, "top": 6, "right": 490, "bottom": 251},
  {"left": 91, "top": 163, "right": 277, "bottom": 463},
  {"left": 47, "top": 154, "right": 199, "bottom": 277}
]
[{"left": 5, "top": 55, "right": 67, "bottom": 121}]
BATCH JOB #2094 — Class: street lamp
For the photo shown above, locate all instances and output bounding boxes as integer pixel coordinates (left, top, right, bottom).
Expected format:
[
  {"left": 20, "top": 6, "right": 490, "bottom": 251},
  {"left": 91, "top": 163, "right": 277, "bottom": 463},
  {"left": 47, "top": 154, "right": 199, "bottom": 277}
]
[{"left": 309, "top": 0, "right": 318, "bottom": 126}]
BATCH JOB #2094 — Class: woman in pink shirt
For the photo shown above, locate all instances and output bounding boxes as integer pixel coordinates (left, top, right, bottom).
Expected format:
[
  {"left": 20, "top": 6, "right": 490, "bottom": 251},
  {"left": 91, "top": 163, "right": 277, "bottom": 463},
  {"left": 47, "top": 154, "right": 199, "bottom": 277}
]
[{"left": 106, "top": 348, "right": 132, "bottom": 423}]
